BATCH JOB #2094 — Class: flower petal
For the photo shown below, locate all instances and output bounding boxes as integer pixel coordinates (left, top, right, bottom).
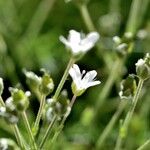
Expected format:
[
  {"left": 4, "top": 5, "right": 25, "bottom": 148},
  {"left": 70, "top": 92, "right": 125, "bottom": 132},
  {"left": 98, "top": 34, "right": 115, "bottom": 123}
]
[
  {"left": 86, "top": 80, "right": 101, "bottom": 88},
  {"left": 69, "top": 30, "right": 81, "bottom": 45},
  {"left": 69, "top": 64, "right": 82, "bottom": 86},
  {"left": 80, "top": 32, "right": 99, "bottom": 52},
  {"left": 59, "top": 36, "right": 70, "bottom": 47}
]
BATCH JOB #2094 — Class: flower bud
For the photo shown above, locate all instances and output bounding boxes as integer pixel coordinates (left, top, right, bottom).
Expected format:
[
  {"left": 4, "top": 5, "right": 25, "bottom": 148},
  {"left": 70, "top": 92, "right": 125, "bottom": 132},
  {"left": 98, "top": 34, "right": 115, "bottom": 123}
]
[
  {"left": 0, "top": 107, "right": 6, "bottom": 118},
  {"left": 0, "top": 138, "right": 20, "bottom": 150},
  {"left": 116, "top": 43, "right": 128, "bottom": 56},
  {"left": 24, "top": 70, "right": 41, "bottom": 91},
  {"left": 10, "top": 88, "right": 29, "bottom": 111},
  {"left": 113, "top": 36, "right": 121, "bottom": 45},
  {"left": 4, "top": 97, "right": 19, "bottom": 124},
  {"left": 0, "top": 78, "right": 4, "bottom": 95},
  {"left": 39, "top": 72, "right": 54, "bottom": 96},
  {"left": 119, "top": 75, "right": 137, "bottom": 100},
  {"left": 45, "top": 90, "right": 70, "bottom": 122},
  {"left": 124, "top": 32, "right": 134, "bottom": 42},
  {"left": 135, "top": 54, "right": 150, "bottom": 80}
]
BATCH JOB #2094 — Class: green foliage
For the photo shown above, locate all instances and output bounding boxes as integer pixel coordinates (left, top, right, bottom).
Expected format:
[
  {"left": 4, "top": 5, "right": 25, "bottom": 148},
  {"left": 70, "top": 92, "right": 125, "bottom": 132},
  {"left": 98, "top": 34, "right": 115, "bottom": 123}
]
[{"left": 0, "top": 0, "right": 150, "bottom": 150}]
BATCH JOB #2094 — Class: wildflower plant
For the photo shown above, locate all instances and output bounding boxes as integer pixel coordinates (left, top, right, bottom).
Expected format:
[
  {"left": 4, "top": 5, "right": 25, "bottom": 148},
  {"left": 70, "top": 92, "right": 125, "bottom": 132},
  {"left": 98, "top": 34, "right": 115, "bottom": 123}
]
[
  {"left": 0, "top": 29, "right": 100, "bottom": 149},
  {"left": 0, "top": 0, "right": 150, "bottom": 150}
]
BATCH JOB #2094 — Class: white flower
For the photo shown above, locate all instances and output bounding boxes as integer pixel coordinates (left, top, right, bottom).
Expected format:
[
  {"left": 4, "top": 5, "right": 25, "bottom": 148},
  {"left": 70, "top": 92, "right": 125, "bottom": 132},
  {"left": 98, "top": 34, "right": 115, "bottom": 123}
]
[
  {"left": 135, "top": 59, "right": 145, "bottom": 67},
  {"left": 69, "top": 64, "right": 101, "bottom": 96},
  {"left": 0, "top": 138, "right": 8, "bottom": 150},
  {"left": 59, "top": 30, "right": 99, "bottom": 55}
]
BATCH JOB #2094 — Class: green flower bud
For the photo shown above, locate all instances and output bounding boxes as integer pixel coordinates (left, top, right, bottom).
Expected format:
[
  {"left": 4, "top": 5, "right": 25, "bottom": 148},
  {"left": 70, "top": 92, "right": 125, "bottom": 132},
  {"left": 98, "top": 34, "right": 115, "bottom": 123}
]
[
  {"left": 57, "top": 90, "right": 70, "bottom": 116},
  {"left": 135, "top": 54, "right": 150, "bottom": 80},
  {"left": 116, "top": 43, "right": 128, "bottom": 56},
  {"left": 124, "top": 32, "right": 134, "bottom": 42},
  {"left": 24, "top": 70, "right": 41, "bottom": 91},
  {"left": 10, "top": 88, "right": 30, "bottom": 111},
  {"left": 71, "top": 82, "right": 85, "bottom": 96},
  {"left": 0, "top": 107, "right": 6, "bottom": 118},
  {"left": 0, "top": 78, "right": 4, "bottom": 95},
  {"left": 4, "top": 97, "right": 19, "bottom": 124},
  {"left": 45, "top": 90, "right": 70, "bottom": 122},
  {"left": 119, "top": 75, "right": 137, "bottom": 100},
  {"left": 39, "top": 72, "right": 54, "bottom": 96},
  {"left": 0, "top": 138, "right": 20, "bottom": 150}
]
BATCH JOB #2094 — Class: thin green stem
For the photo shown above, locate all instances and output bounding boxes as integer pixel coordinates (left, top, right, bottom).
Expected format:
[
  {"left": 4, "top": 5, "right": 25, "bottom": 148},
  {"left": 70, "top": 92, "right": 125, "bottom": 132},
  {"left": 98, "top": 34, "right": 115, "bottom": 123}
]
[
  {"left": 78, "top": 4, "right": 96, "bottom": 31},
  {"left": 25, "top": 0, "right": 56, "bottom": 38},
  {"left": 0, "top": 96, "right": 5, "bottom": 107},
  {"left": 78, "top": 3, "right": 109, "bottom": 68},
  {"left": 96, "top": 100, "right": 127, "bottom": 149},
  {"left": 0, "top": 96, "right": 25, "bottom": 149},
  {"left": 22, "top": 111, "right": 37, "bottom": 150},
  {"left": 94, "top": 58, "right": 122, "bottom": 119},
  {"left": 50, "top": 95, "right": 77, "bottom": 147},
  {"left": 125, "top": 0, "right": 149, "bottom": 35},
  {"left": 39, "top": 115, "right": 57, "bottom": 149},
  {"left": 12, "top": 125, "right": 26, "bottom": 150},
  {"left": 53, "top": 58, "right": 75, "bottom": 100},
  {"left": 137, "top": 139, "right": 150, "bottom": 150},
  {"left": 34, "top": 94, "right": 46, "bottom": 132},
  {"left": 115, "top": 79, "right": 144, "bottom": 150}
]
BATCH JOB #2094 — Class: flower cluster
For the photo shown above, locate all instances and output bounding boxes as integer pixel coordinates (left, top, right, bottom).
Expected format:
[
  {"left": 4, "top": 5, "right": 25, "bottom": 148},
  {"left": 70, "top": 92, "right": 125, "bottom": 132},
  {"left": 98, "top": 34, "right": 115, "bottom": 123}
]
[{"left": 0, "top": 29, "right": 101, "bottom": 149}]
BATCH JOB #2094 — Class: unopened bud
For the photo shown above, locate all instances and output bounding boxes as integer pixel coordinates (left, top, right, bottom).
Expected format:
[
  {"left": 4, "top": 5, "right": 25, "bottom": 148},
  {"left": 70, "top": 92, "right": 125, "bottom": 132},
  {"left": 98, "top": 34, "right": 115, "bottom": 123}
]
[
  {"left": 10, "top": 88, "right": 29, "bottom": 111},
  {"left": 39, "top": 72, "right": 54, "bottom": 96},
  {"left": 119, "top": 75, "right": 137, "bottom": 100},
  {"left": 135, "top": 55, "right": 150, "bottom": 80}
]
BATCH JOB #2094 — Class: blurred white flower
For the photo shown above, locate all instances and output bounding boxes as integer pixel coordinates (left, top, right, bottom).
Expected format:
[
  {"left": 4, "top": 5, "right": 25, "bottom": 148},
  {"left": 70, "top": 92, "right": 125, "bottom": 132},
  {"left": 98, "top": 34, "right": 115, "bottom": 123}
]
[
  {"left": 0, "top": 138, "right": 8, "bottom": 150},
  {"left": 59, "top": 30, "right": 99, "bottom": 55},
  {"left": 69, "top": 64, "right": 100, "bottom": 96},
  {"left": 135, "top": 59, "right": 145, "bottom": 67}
]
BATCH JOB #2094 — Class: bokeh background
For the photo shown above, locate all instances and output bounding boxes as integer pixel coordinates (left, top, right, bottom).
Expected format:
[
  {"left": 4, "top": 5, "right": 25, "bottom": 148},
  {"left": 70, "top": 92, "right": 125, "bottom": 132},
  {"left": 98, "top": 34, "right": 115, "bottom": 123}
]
[{"left": 0, "top": 0, "right": 150, "bottom": 149}]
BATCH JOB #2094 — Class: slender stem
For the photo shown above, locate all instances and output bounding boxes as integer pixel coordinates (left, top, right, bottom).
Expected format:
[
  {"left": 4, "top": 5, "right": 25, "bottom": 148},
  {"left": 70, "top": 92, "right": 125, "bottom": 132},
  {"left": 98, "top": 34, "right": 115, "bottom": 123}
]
[
  {"left": 0, "top": 96, "right": 25, "bottom": 149},
  {"left": 96, "top": 100, "right": 127, "bottom": 149},
  {"left": 39, "top": 115, "right": 57, "bottom": 149},
  {"left": 53, "top": 58, "right": 75, "bottom": 100},
  {"left": 79, "top": 3, "right": 116, "bottom": 69},
  {"left": 0, "top": 96, "right": 5, "bottom": 106},
  {"left": 12, "top": 124, "right": 26, "bottom": 150},
  {"left": 78, "top": 4, "right": 96, "bottom": 31},
  {"left": 137, "top": 139, "right": 150, "bottom": 150},
  {"left": 22, "top": 111, "right": 37, "bottom": 150},
  {"left": 94, "top": 58, "right": 122, "bottom": 119},
  {"left": 51, "top": 95, "right": 77, "bottom": 146},
  {"left": 125, "top": 0, "right": 149, "bottom": 35},
  {"left": 25, "top": 0, "right": 56, "bottom": 38},
  {"left": 34, "top": 94, "right": 46, "bottom": 132},
  {"left": 115, "top": 79, "right": 144, "bottom": 150}
]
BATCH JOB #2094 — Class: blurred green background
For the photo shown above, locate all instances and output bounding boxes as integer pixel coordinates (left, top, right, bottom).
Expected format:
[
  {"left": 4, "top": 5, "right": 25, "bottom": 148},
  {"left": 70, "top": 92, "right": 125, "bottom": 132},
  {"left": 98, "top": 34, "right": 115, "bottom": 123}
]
[{"left": 0, "top": 0, "right": 150, "bottom": 149}]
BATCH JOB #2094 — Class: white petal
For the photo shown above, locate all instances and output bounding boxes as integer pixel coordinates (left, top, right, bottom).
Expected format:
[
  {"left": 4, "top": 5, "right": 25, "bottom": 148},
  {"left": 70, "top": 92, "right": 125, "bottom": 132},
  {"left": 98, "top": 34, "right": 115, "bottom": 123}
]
[
  {"left": 80, "top": 32, "right": 99, "bottom": 51},
  {"left": 135, "top": 59, "right": 145, "bottom": 67},
  {"left": 82, "top": 70, "right": 97, "bottom": 83},
  {"left": 85, "top": 80, "right": 101, "bottom": 89},
  {"left": 59, "top": 36, "right": 70, "bottom": 47},
  {"left": 69, "top": 64, "right": 82, "bottom": 86},
  {"left": 69, "top": 30, "right": 81, "bottom": 45}
]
